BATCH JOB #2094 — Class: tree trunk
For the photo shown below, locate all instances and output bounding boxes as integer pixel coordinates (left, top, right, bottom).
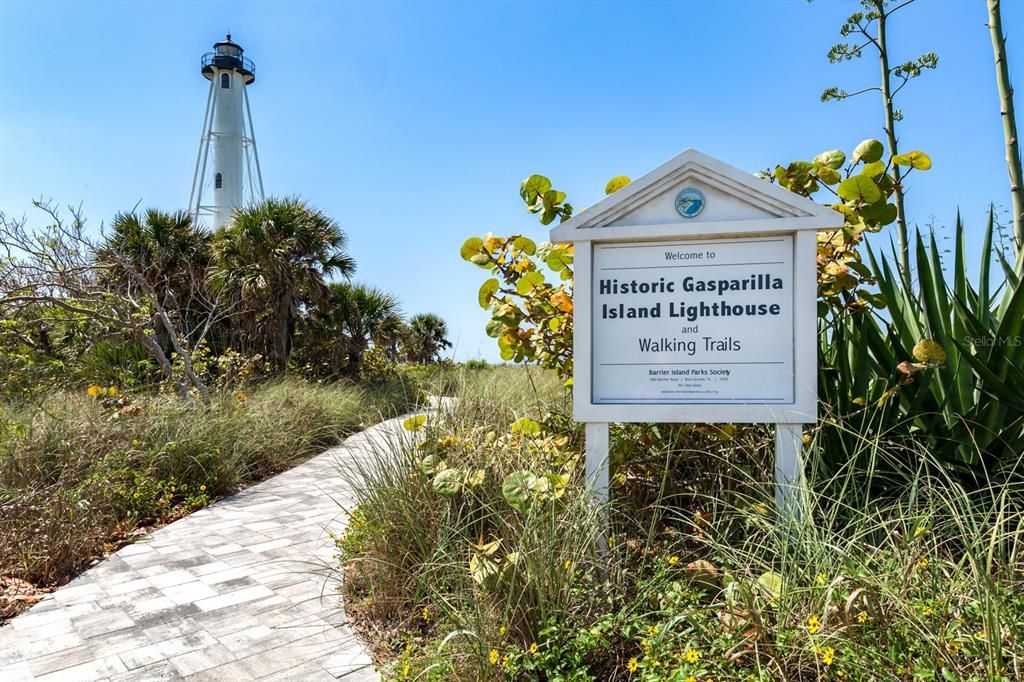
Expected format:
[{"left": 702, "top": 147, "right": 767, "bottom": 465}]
[
  {"left": 988, "top": 0, "right": 1024, "bottom": 255},
  {"left": 272, "top": 294, "right": 292, "bottom": 374},
  {"left": 876, "top": 6, "right": 913, "bottom": 288}
]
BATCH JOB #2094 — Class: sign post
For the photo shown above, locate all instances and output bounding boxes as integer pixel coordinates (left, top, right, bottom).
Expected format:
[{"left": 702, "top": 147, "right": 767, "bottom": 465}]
[{"left": 549, "top": 149, "right": 843, "bottom": 529}]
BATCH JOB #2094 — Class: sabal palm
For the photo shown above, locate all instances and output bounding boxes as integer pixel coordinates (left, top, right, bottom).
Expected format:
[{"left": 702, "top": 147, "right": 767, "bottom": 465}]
[
  {"left": 406, "top": 312, "right": 452, "bottom": 363},
  {"left": 325, "top": 282, "right": 403, "bottom": 377},
  {"left": 101, "top": 209, "right": 209, "bottom": 301},
  {"left": 210, "top": 197, "right": 355, "bottom": 371}
]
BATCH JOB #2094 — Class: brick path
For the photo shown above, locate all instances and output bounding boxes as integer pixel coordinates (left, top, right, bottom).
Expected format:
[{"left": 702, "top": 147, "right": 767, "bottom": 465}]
[{"left": 0, "top": 414, "right": 412, "bottom": 681}]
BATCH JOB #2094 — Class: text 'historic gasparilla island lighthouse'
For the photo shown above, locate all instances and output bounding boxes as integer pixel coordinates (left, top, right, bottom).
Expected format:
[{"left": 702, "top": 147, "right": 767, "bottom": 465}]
[{"left": 188, "top": 34, "right": 265, "bottom": 229}]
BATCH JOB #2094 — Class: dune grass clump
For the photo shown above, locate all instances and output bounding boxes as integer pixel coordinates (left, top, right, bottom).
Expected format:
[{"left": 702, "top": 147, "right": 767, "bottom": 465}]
[
  {"left": 337, "top": 367, "right": 1023, "bottom": 681},
  {"left": 0, "top": 376, "right": 420, "bottom": 597}
]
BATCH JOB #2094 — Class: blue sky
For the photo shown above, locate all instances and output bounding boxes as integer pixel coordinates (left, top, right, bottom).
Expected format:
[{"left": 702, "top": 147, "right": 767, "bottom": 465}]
[{"left": 1, "top": 0, "right": 1021, "bottom": 361}]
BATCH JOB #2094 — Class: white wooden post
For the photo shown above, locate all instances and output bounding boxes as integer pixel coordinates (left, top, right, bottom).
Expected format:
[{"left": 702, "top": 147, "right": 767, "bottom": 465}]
[
  {"left": 585, "top": 422, "right": 610, "bottom": 554},
  {"left": 775, "top": 423, "right": 806, "bottom": 520}
]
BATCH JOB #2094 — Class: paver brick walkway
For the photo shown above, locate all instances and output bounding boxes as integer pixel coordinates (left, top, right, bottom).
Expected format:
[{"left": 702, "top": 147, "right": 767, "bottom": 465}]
[{"left": 0, "top": 414, "right": 414, "bottom": 681}]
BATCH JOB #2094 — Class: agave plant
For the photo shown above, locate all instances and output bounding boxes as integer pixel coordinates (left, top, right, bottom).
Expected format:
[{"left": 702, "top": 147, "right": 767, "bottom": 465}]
[{"left": 818, "top": 209, "right": 1024, "bottom": 482}]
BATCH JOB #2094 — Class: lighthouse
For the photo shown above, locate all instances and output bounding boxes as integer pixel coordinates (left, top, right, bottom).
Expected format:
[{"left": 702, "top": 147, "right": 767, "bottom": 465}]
[{"left": 188, "top": 34, "right": 265, "bottom": 229}]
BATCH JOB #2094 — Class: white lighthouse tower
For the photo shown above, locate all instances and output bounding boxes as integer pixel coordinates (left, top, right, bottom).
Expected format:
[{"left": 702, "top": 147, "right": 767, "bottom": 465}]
[{"left": 188, "top": 34, "right": 265, "bottom": 229}]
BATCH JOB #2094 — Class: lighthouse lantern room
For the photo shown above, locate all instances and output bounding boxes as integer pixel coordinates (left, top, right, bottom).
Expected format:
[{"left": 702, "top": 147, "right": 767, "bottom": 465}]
[{"left": 188, "top": 34, "right": 264, "bottom": 229}]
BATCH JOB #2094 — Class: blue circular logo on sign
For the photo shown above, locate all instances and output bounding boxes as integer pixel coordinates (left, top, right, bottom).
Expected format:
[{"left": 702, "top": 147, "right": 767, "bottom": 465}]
[{"left": 674, "top": 187, "right": 705, "bottom": 218}]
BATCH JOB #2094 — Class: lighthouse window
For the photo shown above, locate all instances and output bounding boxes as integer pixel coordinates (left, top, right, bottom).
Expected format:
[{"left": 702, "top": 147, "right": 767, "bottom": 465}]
[
  {"left": 215, "top": 173, "right": 223, "bottom": 189},
  {"left": 220, "top": 73, "right": 230, "bottom": 89}
]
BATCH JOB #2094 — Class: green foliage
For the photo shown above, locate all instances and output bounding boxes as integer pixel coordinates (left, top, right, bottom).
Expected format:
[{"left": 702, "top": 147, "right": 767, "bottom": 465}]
[
  {"left": 0, "top": 377, "right": 420, "bottom": 592},
  {"left": 210, "top": 196, "right": 356, "bottom": 372},
  {"left": 461, "top": 192, "right": 574, "bottom": 381},
  {"left": 818, "top": 210, "right": 1024, "bottom": 476},
  {"left": 339, "top": 368, "right": 1024, "bottom": 681},
  {"left": 767, "top": 139, "right": 930, "bottom": 318}
]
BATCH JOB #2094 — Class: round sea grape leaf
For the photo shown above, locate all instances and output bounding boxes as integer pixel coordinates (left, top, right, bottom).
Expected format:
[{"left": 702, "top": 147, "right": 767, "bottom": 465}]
[
  {"left": 502, "top": 470, "right": 539, "bottom": 510},
  {"left": 432, "top": 468, "right": 463, "bottom": 497},
  {"left": 510, "top": 417, "right": 541, "bottom": 437},
  {"left": 813, "top": 149, "right": 846, "bottom": 170},
  {"left": 860, "top": 201, "right": 898, "bottom": 226},
  {"left": 892, "top": 150, "right": 932, "bottom": 170},
  {"left": 837, "top": 175, "right": 882, "bottom": 204},
  {"left": 814, "top": 166, "right": 841, "bottom": 185},
  {"left": 485, "top": 318, "right": 505, "bottom": 338},
  {"left": 852, "top": 139, "right": 884, "bottom": 164},
  {"left": 757, "top": 571, "right": 784, "bottom": 602},
  {"left": 418, "top": 454, "right": 442, "bottom": 476},
  {"left": 513, "top": 236, "right": 537, "bottom": 256},
  {"left": 861, "top": 160, "right": 886, "bottom": 178},
  {"left": 516, "top": 271, "right": 546, "bottom": 296},
  {"left": 520, "top": 175, "right": 552, "bottom": 208},
  {"left": 469, "top": 553, "right": 500, "bottom": 586},
  {"left": 403, "top": 414, "right": 427, "bottom": 432},
  {"left": 460, "top": 237, "right": 486, "bottom": 261},
  {"left": 478, "top": 278, "right": 499, "bottom": 309},
  {"left": 605, "top": 175, "right": 631, "bottom": 195}
]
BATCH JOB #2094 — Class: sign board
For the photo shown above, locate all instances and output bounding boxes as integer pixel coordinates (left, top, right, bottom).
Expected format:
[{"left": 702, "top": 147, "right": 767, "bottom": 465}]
[
  {"left": 548, "top": 148, "right": 844, "bottom": 521},
  {"left": 591, "top": 236, "right": 795, "bottom": 407}
]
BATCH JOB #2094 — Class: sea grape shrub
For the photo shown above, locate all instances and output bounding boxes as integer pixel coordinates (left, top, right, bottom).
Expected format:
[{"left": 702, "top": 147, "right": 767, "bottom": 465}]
[
  {"left": 462, "top": 212, "right": 575, "bottom": 383},
  {"left": 766, "top": 139, "right": 932, "bottom": 320}
]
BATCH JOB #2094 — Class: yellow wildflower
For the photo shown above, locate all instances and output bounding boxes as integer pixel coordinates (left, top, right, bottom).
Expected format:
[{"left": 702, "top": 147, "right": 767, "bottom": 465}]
[
  {"left": 199, "top": 485, "right": 206, "bottom": 492},
  {"left": 646, "top": 625, "right": 658, "bottom": 636},
  {"left": 529, "top": 642, "right": 538, "bottom": 655},
  {"left": 489, "top": 649, "right": 499, "bottom": 665},
  {"left": 822, "top": 646, "right": 835, "bottom": 665},
  {"left": 422, "top": 607, "right": 430, "bottom": 622},
  {"left": 917, "top": 557, "right": 929, "bottom": 568},
  {"left": 815, "top": 572, "right": 828, "bottom": 586},
  {"left": 402, "top": 662, "right": 411, "bottom": 677},
  {"left": 87, "top": 385, "right": 103, "bottom": 397},
  {"left": 685, "top": 677, "right": 697, "bottom": 682},
  {"left": 856, "top": 611, "right": 868, "bottom": 624},
  {"left": 107, "top": 386, "right": 118, "bottom": 397},
  {"left": 501, "top": 655, "right": 509, "bottom": 668},
  {"left": 807, "top": 615, "right": 821, "bottom": 634},
  {"left": 626, "top": 657, "right": 638, "bottom": 673},
  {"left": 668, "top": 555, "right": 680, "bottom": 566},
  {"left": 499, "top": 625, "right": 506, "bottom": 636},
  {"left": 946, "top": 640, "right": 961, "bottom": 655},
  {"left": 564, "top": 559, "right": 572, "bottom": 571},
  {"left": 684, "top": 648, "right": 699, "bottom": 664}
]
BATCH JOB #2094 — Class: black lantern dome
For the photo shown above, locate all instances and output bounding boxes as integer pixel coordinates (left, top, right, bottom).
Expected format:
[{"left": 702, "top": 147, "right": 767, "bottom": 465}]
[{"left": 201, "top": 34, "right": 255, "bottom": 84}]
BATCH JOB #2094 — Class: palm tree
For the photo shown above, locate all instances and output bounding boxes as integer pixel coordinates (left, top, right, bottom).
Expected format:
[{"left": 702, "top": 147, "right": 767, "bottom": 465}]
[
  {"left": 404, "top": 313, "right": 452, "bottom": 364},
  {"left": 99, "top": 209, "right": 210, "bottom": 311},
  {"left": 322, "top": 282, "right": 403, "bottom": 378},
  {"left": 210, "top": 197, "right": 355, "bottom": 372}
]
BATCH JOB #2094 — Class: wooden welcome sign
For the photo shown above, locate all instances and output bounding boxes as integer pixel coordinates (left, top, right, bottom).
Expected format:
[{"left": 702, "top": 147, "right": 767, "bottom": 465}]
[{"left": 548, "top": 149, "right": 843, "bottom": 522}]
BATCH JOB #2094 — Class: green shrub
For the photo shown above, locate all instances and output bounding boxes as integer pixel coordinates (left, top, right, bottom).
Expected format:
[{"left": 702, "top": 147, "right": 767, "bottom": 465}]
[
  {"left": 818, "top": 211, "right": 1024, "bottom": 481},
  {"left": 338, "top": 368, "right": 1023, "bottom": 681},
  {"left": 0, "top": 376, "right": 420, "bottom": 590}
]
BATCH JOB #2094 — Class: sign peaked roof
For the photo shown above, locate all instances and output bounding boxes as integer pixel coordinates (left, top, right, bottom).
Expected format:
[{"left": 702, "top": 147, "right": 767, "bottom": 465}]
[{"left": 549, "top": 148, "right": 844, "bottom": 243}]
